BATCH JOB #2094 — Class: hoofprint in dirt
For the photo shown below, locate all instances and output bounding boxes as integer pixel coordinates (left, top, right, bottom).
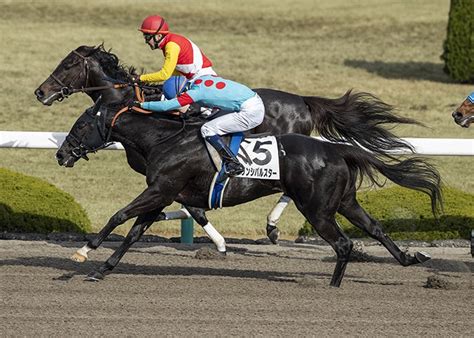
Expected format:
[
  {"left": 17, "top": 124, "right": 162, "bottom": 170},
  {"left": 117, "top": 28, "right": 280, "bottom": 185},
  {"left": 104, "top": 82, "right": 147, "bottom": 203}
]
[{"left": 1, "top": 240, "right": 472, "bottom": 336}]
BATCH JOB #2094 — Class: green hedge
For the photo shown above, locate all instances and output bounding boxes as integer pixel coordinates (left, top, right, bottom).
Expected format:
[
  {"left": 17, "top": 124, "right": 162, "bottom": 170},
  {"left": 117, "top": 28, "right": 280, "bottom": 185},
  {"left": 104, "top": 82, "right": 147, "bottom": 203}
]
[
  {"left": 299, "top": 186, "right": 473, "bottom": 240},
  {"left": 0, "top": 167, "right": 91, "bottom": 233},
  {"left": 441, "top": 0, "right": 474, "bottom": 83}
]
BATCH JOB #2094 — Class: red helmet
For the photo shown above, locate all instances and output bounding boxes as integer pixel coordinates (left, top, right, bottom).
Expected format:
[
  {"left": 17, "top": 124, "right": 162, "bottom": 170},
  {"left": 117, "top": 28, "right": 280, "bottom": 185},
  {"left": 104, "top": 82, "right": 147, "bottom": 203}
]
[{"left": 139, "top": 15, "right": 169, "bottom": 35}]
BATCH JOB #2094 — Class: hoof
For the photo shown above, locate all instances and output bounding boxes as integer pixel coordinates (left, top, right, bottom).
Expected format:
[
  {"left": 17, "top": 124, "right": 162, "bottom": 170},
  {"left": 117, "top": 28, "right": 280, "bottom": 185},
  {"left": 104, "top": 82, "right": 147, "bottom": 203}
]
[
  {"left": 218, "top": 251, "right": 227, "bottom": 256},
  {"left": 415, "top": 251, "right": 431, "bottom": 264},
  {"left": 84, "top": 271, "right": 104, "bottom": 282},
  {"left": 267, "top": 225, "right": 280, "bottom": 245},
  {"left": 71, "top": 252, "right": 87, "bottom": 263}
]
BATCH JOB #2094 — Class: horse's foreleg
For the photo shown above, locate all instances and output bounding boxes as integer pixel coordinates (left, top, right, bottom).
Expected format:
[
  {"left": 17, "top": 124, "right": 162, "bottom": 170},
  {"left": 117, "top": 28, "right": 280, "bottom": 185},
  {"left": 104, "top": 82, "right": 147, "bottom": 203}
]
[
  {"left": 85, "top": 210, "right": 162, "bottom": 281},
  {"left": 338, "top": 196, "right": 430, "bottom": 266},
  {"left": 266, "top": 195, "right": 291, "bottom": 244},
  {"left": 185, "top": 206, "right": 226, "bottom": 254},
  {"left": 72, "top": 184, "right": 173, "bottom": 263},
  {"left": 71, "top": 207, "right": 167, "bottom": 263}
]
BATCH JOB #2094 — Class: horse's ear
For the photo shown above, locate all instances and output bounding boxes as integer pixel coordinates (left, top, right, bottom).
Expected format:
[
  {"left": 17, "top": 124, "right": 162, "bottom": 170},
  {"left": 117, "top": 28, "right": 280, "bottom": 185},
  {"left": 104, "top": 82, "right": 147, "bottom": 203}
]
[{"left": 92, "top": 95, "right": 103, "bottom": 115}]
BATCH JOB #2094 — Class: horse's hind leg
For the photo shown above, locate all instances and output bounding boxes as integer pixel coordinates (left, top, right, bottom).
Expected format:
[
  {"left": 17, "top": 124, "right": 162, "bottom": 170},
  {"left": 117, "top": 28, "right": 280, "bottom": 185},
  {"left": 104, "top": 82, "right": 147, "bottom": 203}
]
[
  {"left": 185, "top": 207, "right": 226, "bottom": 254},
  {"left": 338, "top": 194, "right": 430, "bottom": 266},
  {"left": 305, "top": 215, "right": 353, "bottom": 287},
  {"left": 288, "top": 168, "right": 352, "bottom": 287},
  {"left": 266, "top": 195, "right": 292, "bottom": 244}
]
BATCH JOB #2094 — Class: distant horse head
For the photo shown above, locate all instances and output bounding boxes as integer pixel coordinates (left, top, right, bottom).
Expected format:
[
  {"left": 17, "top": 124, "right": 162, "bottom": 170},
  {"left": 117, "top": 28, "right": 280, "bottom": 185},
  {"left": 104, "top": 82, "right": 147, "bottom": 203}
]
[
  {"left": 35, "top": 45, "right": 134, "bottom": 105},
  {"left": 452, "top": 92, "right": 474, "bottom": 128}
]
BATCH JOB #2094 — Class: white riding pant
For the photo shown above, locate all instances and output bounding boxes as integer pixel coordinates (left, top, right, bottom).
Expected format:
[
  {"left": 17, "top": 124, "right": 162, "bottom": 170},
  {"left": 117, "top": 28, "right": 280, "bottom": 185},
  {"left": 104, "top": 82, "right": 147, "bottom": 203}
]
[{"left": 201, "top": 94, "right": 265, "bottom": 137}]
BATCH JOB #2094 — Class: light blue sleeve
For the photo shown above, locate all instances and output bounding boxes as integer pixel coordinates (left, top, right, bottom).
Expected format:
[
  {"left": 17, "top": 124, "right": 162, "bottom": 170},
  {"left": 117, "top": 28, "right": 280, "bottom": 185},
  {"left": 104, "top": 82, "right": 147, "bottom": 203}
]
[{"left": 141, "top": 98, "right": 182, "bottom": 112}]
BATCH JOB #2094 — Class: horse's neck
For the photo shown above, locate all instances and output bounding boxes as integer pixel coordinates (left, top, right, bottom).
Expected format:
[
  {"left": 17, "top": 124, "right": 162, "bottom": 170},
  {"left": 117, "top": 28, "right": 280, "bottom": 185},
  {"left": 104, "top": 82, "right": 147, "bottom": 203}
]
[
  {"left": 88, "top": 63, "right": 133, "bottom": 104},
  {"left": 109, "top": 114, "right": 202, "bottom": 156}
]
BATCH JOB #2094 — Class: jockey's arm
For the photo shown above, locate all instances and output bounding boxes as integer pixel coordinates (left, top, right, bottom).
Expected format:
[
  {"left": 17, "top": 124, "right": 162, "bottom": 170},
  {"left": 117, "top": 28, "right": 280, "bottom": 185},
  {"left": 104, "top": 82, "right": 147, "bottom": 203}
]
[
  {"left": 142, "top": 91, "right": 198, "bottom": 112},
  {"left": 139, "top": 42, "right": 180, "bottom": 83}
]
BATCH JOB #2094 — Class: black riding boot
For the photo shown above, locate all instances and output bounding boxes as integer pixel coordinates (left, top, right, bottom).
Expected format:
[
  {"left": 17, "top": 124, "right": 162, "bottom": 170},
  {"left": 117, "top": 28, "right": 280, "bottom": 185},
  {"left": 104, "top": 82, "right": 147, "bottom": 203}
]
[{"left": 206, "top": 135, "right": 244, "bottom": 177}]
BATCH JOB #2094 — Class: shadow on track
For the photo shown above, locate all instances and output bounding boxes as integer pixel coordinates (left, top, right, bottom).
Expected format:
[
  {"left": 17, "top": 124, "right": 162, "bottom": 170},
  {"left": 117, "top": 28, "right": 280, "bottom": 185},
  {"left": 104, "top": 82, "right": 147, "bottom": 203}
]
[
  {"left": 344, "top": 60, "right": 452, "bottom": 83},
  {"left": 0, "top": 256, "right": 333, "bottom": 282}
]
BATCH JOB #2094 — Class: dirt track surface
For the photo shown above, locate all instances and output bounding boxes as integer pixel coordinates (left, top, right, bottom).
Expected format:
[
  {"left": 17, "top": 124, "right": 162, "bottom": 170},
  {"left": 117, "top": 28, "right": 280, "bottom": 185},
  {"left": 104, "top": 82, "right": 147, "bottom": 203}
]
[{"left": 1, "top": 239, "right": 472, "bottom": 336}]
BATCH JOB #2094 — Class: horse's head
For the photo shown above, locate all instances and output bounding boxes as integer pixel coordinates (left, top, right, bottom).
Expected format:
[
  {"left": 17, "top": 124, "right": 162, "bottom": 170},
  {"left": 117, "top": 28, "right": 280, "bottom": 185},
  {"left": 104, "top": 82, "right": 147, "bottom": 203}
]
[
  {"left": 35, "top": 46, "right": 99, "bottom": 105},
  {"left": 452, "top": 92, "right": 474, "bottom": 128},
  {"left": 56, "top": 97, "right": 111, "bottom": 167}
]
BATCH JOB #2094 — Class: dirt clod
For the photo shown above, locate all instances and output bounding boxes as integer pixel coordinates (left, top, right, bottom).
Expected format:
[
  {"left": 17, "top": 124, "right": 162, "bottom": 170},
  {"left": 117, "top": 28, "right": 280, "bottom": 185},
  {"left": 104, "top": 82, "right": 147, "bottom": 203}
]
[
  {"left": 194, "top": 246, "right": 226, "bottom": 260},
  {"left": 424, "top": 275, "right": 458, "bottom": 290}
]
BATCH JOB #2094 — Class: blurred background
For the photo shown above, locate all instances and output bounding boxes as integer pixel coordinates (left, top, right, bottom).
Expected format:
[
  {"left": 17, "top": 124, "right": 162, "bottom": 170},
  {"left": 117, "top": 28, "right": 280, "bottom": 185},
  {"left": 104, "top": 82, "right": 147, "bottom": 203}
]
[{"left": 0, "top": 0, "right": 472, "bottom": 238}]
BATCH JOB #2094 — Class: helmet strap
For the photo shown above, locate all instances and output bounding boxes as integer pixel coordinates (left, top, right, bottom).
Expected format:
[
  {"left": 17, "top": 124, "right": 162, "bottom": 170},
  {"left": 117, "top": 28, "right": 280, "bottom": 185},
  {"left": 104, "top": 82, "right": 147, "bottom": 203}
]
[
  {"left": 152, "top": 34, "right": 165, "bottom": 49},
  {"left": 152, "top": 19, "right": 166, "bottom": 48}
]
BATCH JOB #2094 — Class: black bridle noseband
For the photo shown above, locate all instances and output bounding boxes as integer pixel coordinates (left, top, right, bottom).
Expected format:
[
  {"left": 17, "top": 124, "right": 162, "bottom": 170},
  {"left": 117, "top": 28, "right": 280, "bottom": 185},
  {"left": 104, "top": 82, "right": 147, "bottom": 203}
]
[
  {"left": 49, "top": 50, "right": 91, "bottom": 101},
  {"left": 66, "top": 107, "right": 114, "bottom": 161},
  {"left": 48, "top": 49, "right": 131, "bottom": 101}
]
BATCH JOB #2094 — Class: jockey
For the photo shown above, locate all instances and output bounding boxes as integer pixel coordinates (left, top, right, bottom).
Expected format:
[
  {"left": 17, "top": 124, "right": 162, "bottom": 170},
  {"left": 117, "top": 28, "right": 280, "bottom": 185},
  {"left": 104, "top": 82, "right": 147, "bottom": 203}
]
[
  {"left": 140, "top": 75, "right": 265, "bottom": 177},
  {"left": 136, "top": 15, "right": 217, "bottom": 84}
]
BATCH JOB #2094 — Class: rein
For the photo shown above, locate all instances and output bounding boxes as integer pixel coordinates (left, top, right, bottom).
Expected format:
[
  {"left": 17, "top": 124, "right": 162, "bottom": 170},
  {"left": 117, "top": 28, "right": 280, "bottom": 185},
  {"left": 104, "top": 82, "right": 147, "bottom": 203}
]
[
  {"left": 48, "top": 49, "right": 148, "bottom": 101},
  {"left": 110, "top": 106, "right": 187, "bottom": 146}
]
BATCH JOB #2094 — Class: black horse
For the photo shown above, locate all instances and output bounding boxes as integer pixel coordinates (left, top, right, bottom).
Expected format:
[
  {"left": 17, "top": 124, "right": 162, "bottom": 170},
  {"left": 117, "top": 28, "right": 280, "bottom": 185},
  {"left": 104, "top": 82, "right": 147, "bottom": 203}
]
[
  {"left": 56, "top": 99, "right": 442, "bottom": 287},
  {"left": 36, "top": 45, "right": 419, "bottom": 243}
]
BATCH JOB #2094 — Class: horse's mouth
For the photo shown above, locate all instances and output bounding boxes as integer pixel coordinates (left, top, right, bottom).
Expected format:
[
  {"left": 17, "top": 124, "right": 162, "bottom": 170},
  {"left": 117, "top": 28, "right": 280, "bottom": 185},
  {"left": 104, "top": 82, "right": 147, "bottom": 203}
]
[
  {"left": 456, "top": 115, "right": 474, "bottom": 128},
  {"left": 58, "top": 156, "right": 76, "bottom": 168},
  {"left": 36, "top": 92, "right": 62, "bottom": 106}
]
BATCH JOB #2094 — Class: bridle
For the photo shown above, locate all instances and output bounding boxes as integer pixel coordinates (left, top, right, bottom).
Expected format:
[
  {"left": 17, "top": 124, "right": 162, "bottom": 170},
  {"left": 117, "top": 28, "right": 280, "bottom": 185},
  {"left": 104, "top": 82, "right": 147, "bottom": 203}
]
[
  {"left": 48, "top": 50, "right": 128, "bottom": 101},
  {"left": 65, "top": 107, "right": 114, "bottom": 161},
  {"left": 49, "top": 50, "right": 91, "bottom": 101},
  {"left": 65, "top": 105, "right": 188, "bottom": 162}
]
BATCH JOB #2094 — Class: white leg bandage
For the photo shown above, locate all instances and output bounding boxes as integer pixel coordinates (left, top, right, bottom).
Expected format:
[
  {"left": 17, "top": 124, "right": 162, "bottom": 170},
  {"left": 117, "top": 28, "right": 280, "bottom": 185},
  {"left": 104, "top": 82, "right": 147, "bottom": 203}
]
[
  {"left": 203, "top": 222, "right": 226, "bottom": 253},
  {"left": 267, "top": 195, "right": 292, "bottom": 226}
]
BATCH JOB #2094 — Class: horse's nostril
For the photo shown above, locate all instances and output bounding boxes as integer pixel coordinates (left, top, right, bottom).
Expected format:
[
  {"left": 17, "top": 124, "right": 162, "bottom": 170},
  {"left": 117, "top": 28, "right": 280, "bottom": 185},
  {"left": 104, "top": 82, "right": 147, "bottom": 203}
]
[
  {"left": 35, "top": 88, "right": 44, "bottom": 98},
  {"left": 56, "top": 152, "right": 63, "bottom": 161},
  {"left": 452, "top": 111, "right": 463, "bottom": 120}
]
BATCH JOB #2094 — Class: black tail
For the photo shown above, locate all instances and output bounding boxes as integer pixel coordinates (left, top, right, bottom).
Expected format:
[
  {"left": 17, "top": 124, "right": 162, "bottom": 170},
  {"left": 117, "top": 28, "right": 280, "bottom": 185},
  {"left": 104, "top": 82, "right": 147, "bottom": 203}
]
[
  {"left": 304, "top": 90, "right": 421, "bottom": 159},
  {"left": 336, "top": 144, "right": 443, "bottom": 217}
]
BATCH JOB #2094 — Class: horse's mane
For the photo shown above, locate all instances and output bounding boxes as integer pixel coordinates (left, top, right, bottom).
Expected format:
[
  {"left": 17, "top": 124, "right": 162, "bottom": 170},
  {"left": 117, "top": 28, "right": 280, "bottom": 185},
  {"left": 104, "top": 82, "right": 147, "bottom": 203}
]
[{"left": 79, "top": 44, "right": 136, "bottom": 82}]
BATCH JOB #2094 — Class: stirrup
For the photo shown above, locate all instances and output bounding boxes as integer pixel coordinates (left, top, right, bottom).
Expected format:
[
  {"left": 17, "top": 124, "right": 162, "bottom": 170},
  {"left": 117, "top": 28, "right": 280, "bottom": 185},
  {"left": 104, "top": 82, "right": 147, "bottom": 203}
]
[{"left": 224, "top": 161, "right": 244, "bottom": 177}]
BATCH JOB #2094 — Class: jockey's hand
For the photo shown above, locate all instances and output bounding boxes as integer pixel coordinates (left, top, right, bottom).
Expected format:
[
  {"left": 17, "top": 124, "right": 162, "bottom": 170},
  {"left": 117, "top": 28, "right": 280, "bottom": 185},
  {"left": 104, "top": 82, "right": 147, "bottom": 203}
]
[
  {"left": 130, "top": 101, "right": 142, "bottom": 109},
  {"left": 130, "top": 75, "right": 141, "bottom": 84},
  {"left": 178, "top": 104, "right": 190, "bottom": 113}
]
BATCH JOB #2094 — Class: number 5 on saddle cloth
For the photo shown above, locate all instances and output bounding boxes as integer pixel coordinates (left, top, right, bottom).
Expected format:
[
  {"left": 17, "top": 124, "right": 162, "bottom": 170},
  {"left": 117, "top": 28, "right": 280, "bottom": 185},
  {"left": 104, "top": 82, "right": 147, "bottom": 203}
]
[{"left": 206, "top": 132, "right": 281, "bottom": 209}]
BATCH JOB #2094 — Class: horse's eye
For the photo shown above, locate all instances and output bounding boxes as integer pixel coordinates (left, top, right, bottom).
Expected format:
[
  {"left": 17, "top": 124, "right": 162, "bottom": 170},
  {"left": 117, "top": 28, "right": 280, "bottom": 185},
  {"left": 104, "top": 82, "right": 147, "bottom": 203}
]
[{"left": 77, "top": 122, "right": 87, "bottom": 129}]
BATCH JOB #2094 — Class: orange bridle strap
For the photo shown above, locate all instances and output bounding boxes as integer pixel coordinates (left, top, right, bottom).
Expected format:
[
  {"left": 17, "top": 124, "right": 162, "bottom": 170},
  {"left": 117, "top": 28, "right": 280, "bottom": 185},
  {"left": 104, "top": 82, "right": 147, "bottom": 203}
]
[
  {"left": 134, "top": 84, "right": 145, "bottom": 103},
  {"left": 111, "top": 106, "right": 156, "bottom": 127},
  {"left": 111, "top": 106, "right": 130, "bottom": 127}
]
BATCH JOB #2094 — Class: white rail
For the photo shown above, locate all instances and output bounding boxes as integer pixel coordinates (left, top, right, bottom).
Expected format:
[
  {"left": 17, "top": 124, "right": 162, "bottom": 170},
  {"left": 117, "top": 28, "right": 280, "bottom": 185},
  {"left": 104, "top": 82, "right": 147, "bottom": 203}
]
[{"left": 0, "top": 131, "right": 473, "bottom": 156}]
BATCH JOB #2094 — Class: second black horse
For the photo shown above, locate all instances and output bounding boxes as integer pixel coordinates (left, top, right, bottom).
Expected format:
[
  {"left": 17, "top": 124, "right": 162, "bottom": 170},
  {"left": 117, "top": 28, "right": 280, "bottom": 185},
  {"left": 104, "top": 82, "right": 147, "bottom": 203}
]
[{"left": 56, "top": 99, "right": 442, "bottom": 287}]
